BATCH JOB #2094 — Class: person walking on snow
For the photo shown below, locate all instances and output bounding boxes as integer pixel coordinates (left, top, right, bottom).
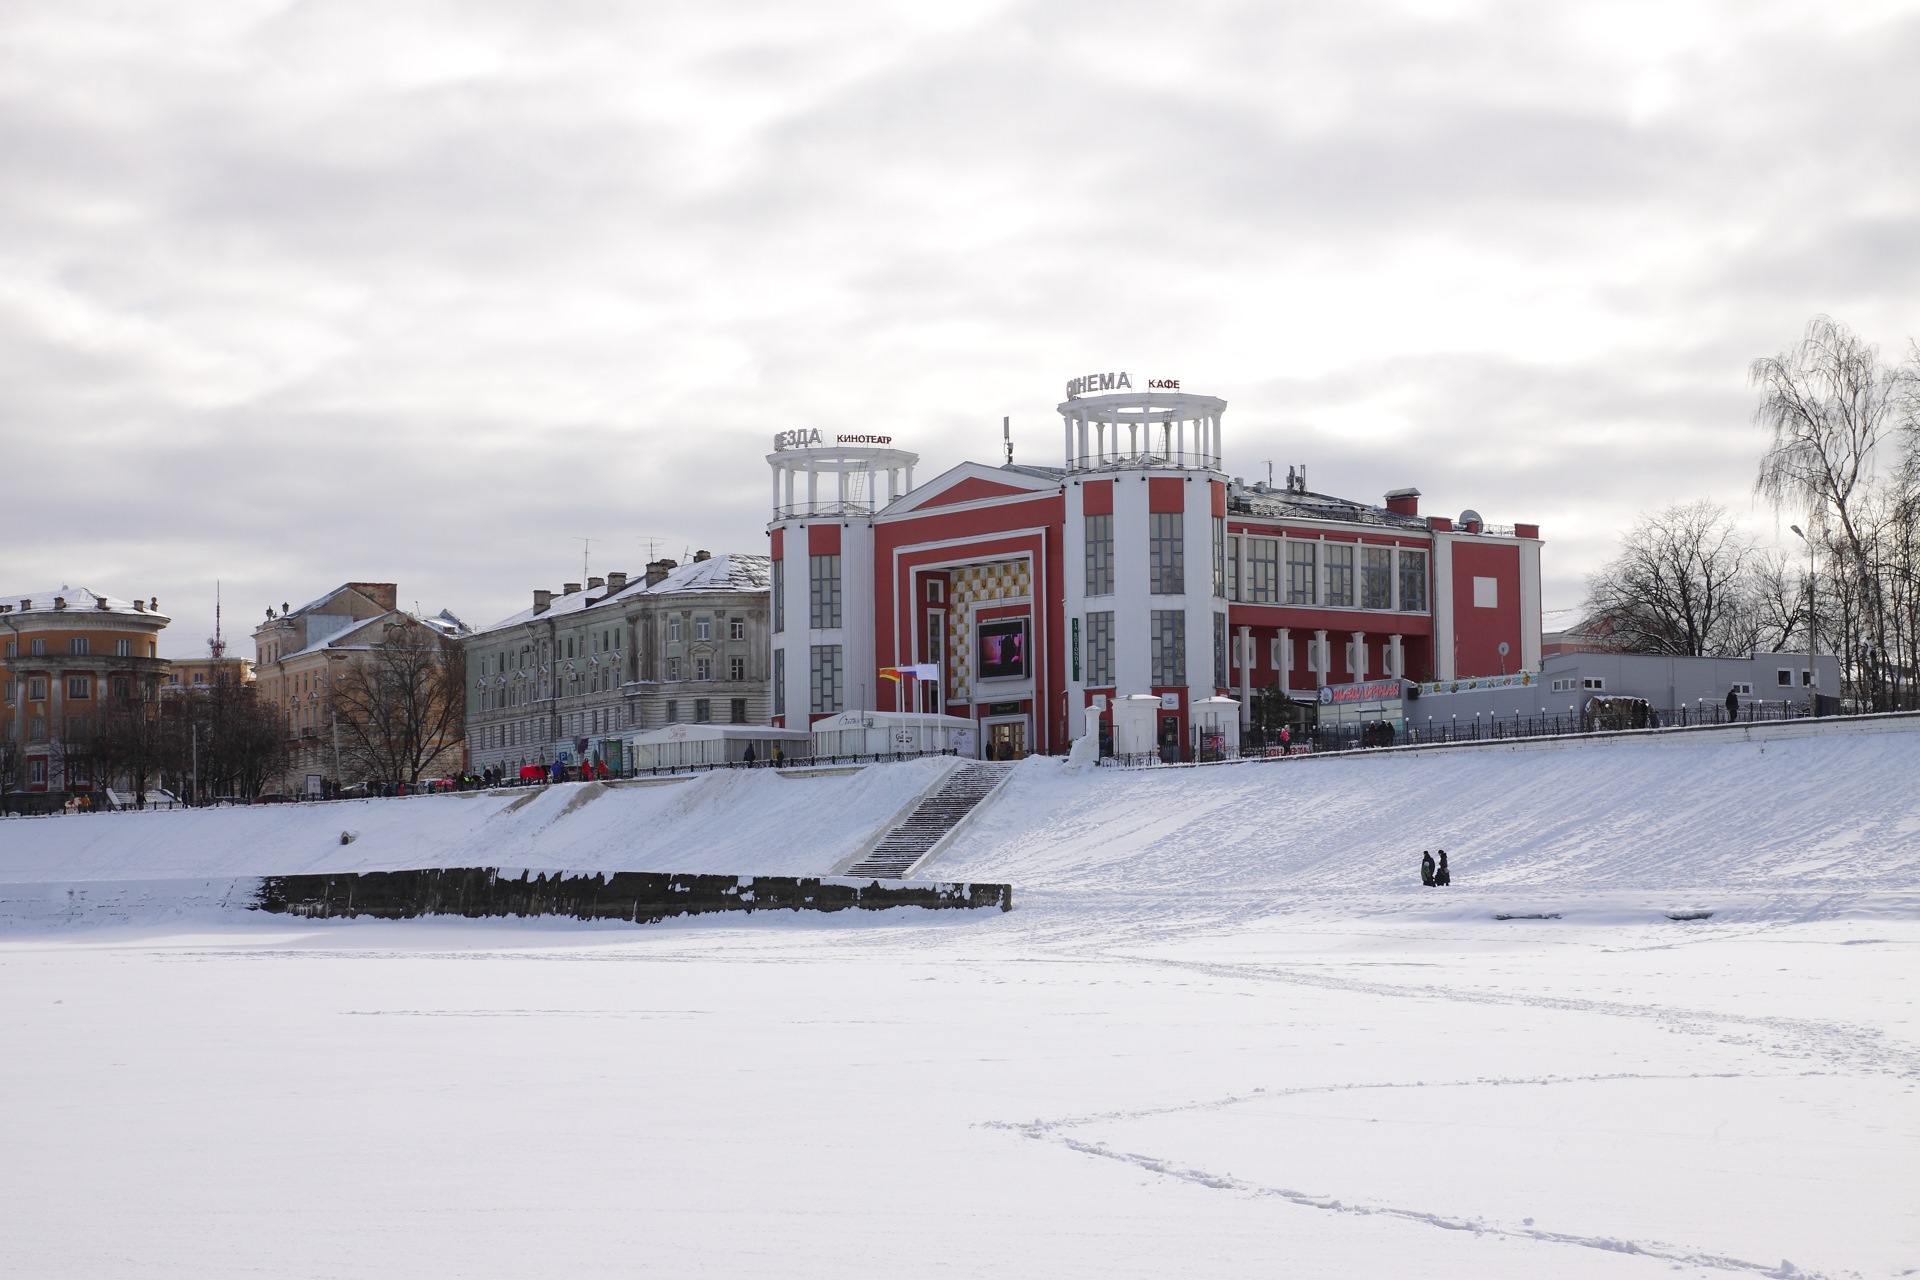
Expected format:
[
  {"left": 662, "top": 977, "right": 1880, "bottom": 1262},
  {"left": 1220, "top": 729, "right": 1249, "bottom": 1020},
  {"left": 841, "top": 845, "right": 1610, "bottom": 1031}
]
[
  {"left": 1420, "top": 850, "right": 1436, "bottom": 887},
  {"left": 1725, "top": 687, "right": 1739, "bottom": 723},
  {"left": 1435, "top": 849, "right": 1451, "bottom": 886}
]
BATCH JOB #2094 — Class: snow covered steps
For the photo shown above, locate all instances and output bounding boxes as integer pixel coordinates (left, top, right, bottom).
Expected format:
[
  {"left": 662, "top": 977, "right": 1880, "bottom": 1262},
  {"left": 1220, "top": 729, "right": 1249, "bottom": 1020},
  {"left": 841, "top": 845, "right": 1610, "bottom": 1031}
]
[{"left": 840, "top": 761, "right": 1015, "bottom": 880}]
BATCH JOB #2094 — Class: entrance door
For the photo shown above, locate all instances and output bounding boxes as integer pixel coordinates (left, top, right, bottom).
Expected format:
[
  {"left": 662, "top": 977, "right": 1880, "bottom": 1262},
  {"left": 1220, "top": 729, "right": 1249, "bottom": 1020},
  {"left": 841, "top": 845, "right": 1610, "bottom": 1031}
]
[
  {"left": 985, "top": 718, "right": 1027, "bottom": 761},
  {"left": 1158, "top": 715, "right": 1182, "bottom": 764}
]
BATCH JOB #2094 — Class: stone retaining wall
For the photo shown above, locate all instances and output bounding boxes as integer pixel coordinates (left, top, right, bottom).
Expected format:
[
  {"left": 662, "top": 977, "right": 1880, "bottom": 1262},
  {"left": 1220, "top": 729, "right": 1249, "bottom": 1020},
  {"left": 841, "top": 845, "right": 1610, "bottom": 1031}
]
[{"left": 256, "top": 868, "right": 1012, "bottom": 923}]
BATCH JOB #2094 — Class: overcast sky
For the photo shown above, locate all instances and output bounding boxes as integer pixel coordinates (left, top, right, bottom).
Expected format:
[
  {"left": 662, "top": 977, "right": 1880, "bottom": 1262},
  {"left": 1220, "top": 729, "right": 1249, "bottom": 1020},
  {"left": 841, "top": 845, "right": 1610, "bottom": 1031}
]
[{"left": 4, "top": 0, "right": 1917, "bottom": 657}]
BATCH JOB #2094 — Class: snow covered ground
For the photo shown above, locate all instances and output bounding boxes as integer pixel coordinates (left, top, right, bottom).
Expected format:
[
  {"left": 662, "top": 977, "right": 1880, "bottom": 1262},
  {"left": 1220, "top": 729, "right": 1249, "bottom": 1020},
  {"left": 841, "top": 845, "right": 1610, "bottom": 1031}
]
[{"left": 2, "top": 720, "right": 1917, "bottom": 1278}]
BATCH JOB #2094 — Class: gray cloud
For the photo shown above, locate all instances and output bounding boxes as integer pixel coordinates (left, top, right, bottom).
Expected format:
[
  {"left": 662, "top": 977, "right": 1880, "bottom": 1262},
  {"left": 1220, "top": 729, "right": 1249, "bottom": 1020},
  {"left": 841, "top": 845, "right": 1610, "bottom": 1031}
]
[{"left": 0, "top": 0, "right": 1915, "bottom": 652}]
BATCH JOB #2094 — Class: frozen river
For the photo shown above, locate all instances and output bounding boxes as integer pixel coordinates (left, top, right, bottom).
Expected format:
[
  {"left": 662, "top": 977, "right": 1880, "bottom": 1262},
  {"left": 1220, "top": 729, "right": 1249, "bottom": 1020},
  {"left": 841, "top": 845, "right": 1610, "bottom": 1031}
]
[{"left": 4, "top": 892, "right": 1914, "bottom": 1279}]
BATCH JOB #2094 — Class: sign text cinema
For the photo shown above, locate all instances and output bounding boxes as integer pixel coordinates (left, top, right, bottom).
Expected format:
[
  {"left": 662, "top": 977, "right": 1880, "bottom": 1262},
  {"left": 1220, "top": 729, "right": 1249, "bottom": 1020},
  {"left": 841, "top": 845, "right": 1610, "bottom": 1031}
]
[
  {"left": 773, "top": 429, "right": 894, "bottom": 451},
  {"left": 1064, "top": 372, "right": 1181, "bottom": 398}
]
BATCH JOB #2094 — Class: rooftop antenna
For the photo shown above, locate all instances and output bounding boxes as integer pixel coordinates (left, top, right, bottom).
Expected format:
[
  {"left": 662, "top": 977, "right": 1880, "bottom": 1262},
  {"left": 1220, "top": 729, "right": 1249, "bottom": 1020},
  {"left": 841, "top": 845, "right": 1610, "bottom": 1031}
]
[
  {"left": 1264, "top": 461, "right": 1274, "bottom": 488},
  {"left": 1003, "top": 416, "right": 1013, "bottom": 465},
  {"left": 572, "top": 536, "right": 597, "bottom": 580},
  {"left": 636, "top": 535, "right": 671, "bottom": 563},
  {"left": 207, "top": 580, "right": 226, "bottom": 658}
]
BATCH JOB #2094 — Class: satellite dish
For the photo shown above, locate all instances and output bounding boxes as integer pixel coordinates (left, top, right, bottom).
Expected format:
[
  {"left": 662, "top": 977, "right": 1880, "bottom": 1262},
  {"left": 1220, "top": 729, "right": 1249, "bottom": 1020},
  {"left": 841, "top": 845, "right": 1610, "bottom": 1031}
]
[
  {"left": 1459, "top": 509, "right": 1483, "bottom": 527},
  {"left": 1498, "top": 641, "right": 1510, "bottom": 656}
]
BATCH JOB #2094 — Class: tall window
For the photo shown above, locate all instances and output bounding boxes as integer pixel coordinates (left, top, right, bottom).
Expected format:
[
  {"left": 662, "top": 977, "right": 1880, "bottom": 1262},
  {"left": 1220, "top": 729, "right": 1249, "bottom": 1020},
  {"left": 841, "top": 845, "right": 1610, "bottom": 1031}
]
[
  {"left": 773, "top": 653, "right": 785, "bottom": 716},
  {"left": 730, "top": 698, "right": 747, "bottom": 724},
  {"left": 729, "top": 656, "right": 745, "bottom": 681},
  {"left": 1212, "top": 518, "right": 1226, "bottom": 598},
  {"left": 1150, "top": 513, "right": 1184, "bottom": 595},
  {"left": 70, "top": 637, "right": 90, "bottom": 655},
  {"left": 694, "top": 698, "right": 712, "bottom": 723},
  {"left": 695, "top": 657, "right": 712, "bottom": 681},
  {"left": 1084, "top": 513, "right": 1114, "bottom": 596},
  {"left": 1324, "top": 543, "right": 1354, "bottom": 607},
  {"left": 1398, "top": 549, "right": 1429, "bottom": 612},
  {"left": 695, "top": 617, "right": 712, "bottom": 641},
  {"left": 30, "top": 638, "right": 45, "bottom": 656},
  {"left": 28, "top": 677, "right": 47, "bottom": 699},
  {"left": 810, "top": 555, "right": 842, "bottom": 628},
  {"left": 1361, "top": 547, "right": 1393, "bottom": 610},
  {"left": 666, "top": 657, "right": 681, "bottom": 681},
  {"left": 1086, "top": 611, "right": 1115, "bottom": 686},
  {"left": 67, "top": 676, "right": 92, "bottom": 699},
  {"left": 1248, "top": 538, "right": 1279, "bottom": 603},
  {"left": 772, "top": 561, "right": 785, "bottom": 633},
  {"left": 1225, "top": 537, "right": 1240, "bottom": 600},
  {"left": 115, "top": 638, "right": 132, "bottom": 657},
  {"left": 668, "top": 618, "right": 682, "bottom": 642},
  {"left": 666, "top": 700, "right": 678, "bottom": 724},
  {"left": 1150, "top": 610, "right": 1185, "bottom": 685},
  {"left": 810, "top": 644, "right": 843, "bottom": 714},
  {"left": 1286, "top": 540, "right": 1316, "bottom": 604},
  {"left": 729, "top": 618, "right": 746, "bottom": 641},
  {"left": 1213, "top": 614, "right": 1228, "bottom": 687}
]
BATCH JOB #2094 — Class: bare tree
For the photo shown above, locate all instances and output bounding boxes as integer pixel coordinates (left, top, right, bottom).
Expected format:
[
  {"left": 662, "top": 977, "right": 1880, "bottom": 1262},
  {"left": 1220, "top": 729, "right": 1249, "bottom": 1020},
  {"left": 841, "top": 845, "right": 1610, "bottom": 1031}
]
[
  {"left": 1752, "top": 315, "right": 1919, "bottom": 707},
  {"left": 327, "top": 619, "right": 467, "bottom": 786},
  {"left": 161, "top": 683, "right": 289, "bottom": 801},
  {"left": 1584, "top": 501, "right": 1761, "bottom": 657},
  {"left": 90, "top": 674, "right": 173, "bottom": 806}
]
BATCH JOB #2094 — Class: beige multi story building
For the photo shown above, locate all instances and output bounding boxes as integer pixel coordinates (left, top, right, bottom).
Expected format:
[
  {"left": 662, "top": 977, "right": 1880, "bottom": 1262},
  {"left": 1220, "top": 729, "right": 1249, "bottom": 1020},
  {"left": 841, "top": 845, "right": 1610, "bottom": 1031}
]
[
  {"left": 464, "top": 552, "right": 771, "bottom": 776},
  {"left": 1, "top": 586, "right": 170, "bottom": 793},
  {"left": 253, "top": 582, "right": 470, "bottom": 791},
  {"left": 161, "top": 656, "right": 256, "bottom": 693}
]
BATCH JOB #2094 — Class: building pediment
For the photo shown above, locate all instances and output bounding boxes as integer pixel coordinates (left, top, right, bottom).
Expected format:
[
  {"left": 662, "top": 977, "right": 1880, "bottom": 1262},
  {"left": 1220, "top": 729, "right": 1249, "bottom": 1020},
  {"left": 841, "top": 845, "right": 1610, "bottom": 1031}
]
[{"left": 884, "top": 463, "right": 1058, "bottom": 516}]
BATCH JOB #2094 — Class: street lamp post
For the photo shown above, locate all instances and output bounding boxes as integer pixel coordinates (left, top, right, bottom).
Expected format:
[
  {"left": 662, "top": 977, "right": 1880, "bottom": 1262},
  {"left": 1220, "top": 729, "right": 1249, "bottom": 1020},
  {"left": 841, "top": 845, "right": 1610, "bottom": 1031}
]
[{"left": 1790, "top": 523, "right": 1816, "bottom": 714}]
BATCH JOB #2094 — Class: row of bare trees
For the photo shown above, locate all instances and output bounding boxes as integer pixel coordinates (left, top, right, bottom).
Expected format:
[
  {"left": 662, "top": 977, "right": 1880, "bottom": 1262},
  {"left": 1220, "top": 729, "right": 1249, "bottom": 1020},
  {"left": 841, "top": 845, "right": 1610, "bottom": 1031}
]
[
  {"left": 1585, "top": 316, "right": 1920, "bottom": 710},
  {"left": 324, "top": 619, "right": 467, "bottom": 788},
  {"left": 81, "top": 680, "right": 290, "bottom": 804}
]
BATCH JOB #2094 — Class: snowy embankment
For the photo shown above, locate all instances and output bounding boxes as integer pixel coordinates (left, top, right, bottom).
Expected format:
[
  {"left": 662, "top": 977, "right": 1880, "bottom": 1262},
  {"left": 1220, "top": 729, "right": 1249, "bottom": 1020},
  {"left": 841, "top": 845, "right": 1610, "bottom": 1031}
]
[
  {"left": 2, "top": 718, "right": 1916, "bottom": 928},
  {"left": 0, "top": 757, "right": 949, "bottom": 884},
  {"left": 936, "top": 715, "right": 1920, "bottom": 913}
]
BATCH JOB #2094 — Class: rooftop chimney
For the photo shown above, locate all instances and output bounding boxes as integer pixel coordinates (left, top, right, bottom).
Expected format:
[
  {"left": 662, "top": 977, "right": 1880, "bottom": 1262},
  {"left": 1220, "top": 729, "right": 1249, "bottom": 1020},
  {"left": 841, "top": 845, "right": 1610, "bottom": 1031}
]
[
  {"left": 1385, "top": 487, "right": 1421, "bottom": 517},
  {"left": 563, "top": 582, "right": 582, "bottom": 595},
  {"left": 96, "top": 595, "right": 110, "bottom": 609},
  {"left": 646, "top": 559, "right": 678, "bottom": 587},
  {"left": 693, "top": 549, "right": 712, "bottom": 563},
  {"left": 588, "top": 576, "right": 605, "bottom": 590},
  {"left": 533, "top": 589, "right": 553, "bottom": 614},
  {"left": 606, "top": 571, "right": 628, "bottom": 591}
]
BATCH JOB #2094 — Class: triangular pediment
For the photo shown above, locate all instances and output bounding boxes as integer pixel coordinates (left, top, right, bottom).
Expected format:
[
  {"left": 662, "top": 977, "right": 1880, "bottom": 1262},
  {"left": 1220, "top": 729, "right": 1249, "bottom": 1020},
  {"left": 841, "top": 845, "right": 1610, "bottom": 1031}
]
[{"left": 884, "top": 463, "right": 1059, "bottom": 517}]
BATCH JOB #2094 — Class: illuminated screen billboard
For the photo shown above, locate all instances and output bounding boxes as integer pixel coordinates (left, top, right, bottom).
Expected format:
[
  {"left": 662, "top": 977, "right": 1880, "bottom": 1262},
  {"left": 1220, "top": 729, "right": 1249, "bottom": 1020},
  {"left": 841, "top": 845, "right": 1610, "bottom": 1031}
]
[{"left": 976, "top": 618, "right": 1029, "bottom": 681}]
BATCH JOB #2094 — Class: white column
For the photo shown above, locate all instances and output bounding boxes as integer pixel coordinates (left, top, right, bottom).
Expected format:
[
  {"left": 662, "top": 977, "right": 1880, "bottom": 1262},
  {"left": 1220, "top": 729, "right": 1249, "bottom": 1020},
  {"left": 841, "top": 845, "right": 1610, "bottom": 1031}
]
[
  {"left": 1314, "top": 629, "right": 1329, "bottom": 688},
  {"left": 1063, "top": 415, "right": 1073, "bottom": 469},
  {"left": 806, "top": 463, "right": 818, "bottom": 514},
  {"left": 1277, "top": 627, "right": 1291, "bottom": 696},
  {"left": 1237, "top": 624, "right": 1252, "bottom": 725},
  {"left": 1389, "top": 634, "right": 1403, "bottom": 680},
  {"left": 1351, "top": 630, "right": 1367, "bottom": 681}
]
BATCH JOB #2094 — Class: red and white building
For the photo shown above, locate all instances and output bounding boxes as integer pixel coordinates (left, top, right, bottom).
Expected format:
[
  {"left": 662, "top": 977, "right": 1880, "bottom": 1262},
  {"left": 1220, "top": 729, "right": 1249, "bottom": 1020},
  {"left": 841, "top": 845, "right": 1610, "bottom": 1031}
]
[{"left": 768, "top": 379, "right": 1542, "bottom": 760}]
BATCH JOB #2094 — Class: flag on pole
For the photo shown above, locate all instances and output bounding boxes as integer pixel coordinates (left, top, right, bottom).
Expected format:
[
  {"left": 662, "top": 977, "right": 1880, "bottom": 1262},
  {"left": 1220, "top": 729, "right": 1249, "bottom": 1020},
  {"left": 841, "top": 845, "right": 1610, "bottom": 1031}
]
[
  {"left": 878, "top": 667, "right": 902, "bottom": 683},
  {"left": 907, "top": 663, "right": 940, "bottom": 682}
]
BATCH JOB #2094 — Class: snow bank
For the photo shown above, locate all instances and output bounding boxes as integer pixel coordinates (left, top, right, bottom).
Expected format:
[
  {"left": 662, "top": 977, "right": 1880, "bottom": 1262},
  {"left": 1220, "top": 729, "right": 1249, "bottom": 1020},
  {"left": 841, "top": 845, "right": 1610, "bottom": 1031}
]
[
  {"left": 0, "top": 758, "right": 950, "bottom": 884},
  {"left": 937, "top": 718, "right": 1920, "bottom": 898}
]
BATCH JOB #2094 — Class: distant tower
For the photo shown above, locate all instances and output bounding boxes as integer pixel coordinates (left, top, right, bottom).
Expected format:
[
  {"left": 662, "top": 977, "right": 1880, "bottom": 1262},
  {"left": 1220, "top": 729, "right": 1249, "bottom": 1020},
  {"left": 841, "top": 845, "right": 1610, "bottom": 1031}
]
[
  {"left": 208, "top": 580, "right": 226, "bottom": 658},
  {"left": 766, "top": 431, "right": 919, "bottom": 726}
]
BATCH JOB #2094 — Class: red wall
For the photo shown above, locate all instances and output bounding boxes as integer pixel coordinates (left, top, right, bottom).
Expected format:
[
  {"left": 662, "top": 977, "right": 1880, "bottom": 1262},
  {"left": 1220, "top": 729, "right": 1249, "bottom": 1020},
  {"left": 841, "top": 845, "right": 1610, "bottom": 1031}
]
[{"left": 1450, "top": 541, "right": 1523, "bottom": 678}]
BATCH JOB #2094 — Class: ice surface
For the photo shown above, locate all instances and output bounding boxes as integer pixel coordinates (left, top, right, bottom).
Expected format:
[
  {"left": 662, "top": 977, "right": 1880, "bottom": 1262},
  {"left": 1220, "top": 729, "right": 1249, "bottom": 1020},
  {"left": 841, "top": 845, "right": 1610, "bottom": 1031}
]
[{"left": 1, "top": 722, "right": 1916, "bottom": 1278}]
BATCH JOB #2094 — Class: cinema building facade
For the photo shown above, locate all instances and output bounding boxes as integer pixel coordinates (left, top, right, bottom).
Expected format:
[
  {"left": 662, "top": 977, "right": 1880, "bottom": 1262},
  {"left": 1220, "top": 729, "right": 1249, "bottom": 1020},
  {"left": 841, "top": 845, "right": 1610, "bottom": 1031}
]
[{"left": 767, "top": 378, "right": 1543, "bottom": 760}]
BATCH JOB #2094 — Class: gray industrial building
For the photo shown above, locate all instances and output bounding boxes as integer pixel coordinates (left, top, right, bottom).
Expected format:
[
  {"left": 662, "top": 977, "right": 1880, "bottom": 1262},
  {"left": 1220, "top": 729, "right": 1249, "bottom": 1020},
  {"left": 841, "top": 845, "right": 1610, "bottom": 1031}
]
[{"left": 1398, "top": 649, "right": 1841, "bottom": 736}]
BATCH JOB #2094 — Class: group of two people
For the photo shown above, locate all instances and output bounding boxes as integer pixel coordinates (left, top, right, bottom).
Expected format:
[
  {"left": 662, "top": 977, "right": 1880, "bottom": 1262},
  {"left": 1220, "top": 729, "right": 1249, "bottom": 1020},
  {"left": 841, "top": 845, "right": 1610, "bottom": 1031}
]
[{"left": 1420, "top": 849, "right": 1452, "bottom": 886}]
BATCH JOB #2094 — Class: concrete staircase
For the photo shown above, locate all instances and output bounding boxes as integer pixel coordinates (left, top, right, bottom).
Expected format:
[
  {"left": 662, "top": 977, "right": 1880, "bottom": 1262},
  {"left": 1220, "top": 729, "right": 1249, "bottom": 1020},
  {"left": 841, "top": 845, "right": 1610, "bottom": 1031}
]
[{"left": 840, "top": 761, "right": 1014, "bottom": 880}]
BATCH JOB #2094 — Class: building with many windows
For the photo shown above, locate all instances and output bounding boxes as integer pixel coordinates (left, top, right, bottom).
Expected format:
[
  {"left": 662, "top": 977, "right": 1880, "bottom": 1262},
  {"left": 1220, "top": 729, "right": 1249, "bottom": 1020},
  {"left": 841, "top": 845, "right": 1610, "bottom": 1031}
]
[
  {"left": 463, "top": 552, "right": 771, "bottom": 777},
  {"left": 0, "top": 586, "right": 170, "bottom": 793},
  {"left": 252, "top": 583, "right": 470, "bottom": 791},
  {"left": 767, "top": 379, "right": 1543, "bottom": 760}
]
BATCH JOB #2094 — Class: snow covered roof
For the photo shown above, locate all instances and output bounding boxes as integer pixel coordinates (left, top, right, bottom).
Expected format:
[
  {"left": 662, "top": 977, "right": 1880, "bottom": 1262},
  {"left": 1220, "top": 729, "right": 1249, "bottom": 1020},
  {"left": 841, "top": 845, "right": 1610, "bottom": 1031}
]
[
  {"left": 1228, "top": 485, "right": 1430, "bottom": 531},
  {"left": 473, "top": 553, "right": 770, "bottom": 635},
  {"left": 1, "top": 585, "right": 169, "bottom": 622},
  {"left": 281, "top": 609, "right": 471, "bottom": 661}
]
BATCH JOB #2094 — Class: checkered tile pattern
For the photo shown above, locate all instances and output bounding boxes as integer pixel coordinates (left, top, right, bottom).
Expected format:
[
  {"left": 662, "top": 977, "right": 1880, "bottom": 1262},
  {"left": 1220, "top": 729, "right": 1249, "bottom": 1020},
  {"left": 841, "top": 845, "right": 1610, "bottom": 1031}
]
[{"left": 945, "top": 559, "right": 1031, "bottom": 701}]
